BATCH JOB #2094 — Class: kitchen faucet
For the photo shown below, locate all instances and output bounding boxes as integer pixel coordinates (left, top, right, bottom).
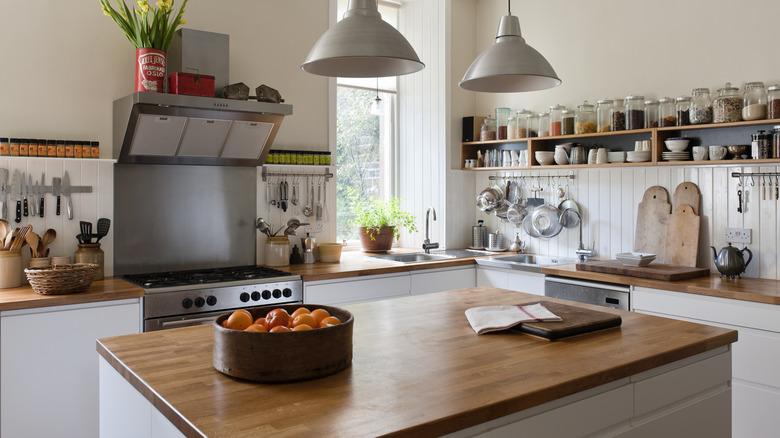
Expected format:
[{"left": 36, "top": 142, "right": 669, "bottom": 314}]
[
  {"left": 559, "top": 208, "right": 594, "bottom": 262},
  {"left": 423, "top": 207, "right": 439, "bottom": 254}
]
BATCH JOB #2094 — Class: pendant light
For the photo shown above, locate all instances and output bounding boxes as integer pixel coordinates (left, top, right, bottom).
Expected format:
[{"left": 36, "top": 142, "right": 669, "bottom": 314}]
[
  {"left": 459, "top": 0, "right": 560, "bottom": 93},
  {"left": 370, "top": 78, "right": 384, "bottom": 115},
  {"left": 302, "top": 0, "right": 424, "bottom": 78}
]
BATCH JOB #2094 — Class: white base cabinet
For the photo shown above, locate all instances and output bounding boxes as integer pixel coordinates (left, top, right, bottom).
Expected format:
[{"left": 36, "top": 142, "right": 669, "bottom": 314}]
[
  {"left": 633, "top": 287, "right": 780, "bottom": 438},
  {"left": 476, "top": 266, "right": 545, "bottom": 295},
  {"left": 1, "top": 299, "right": 141, "bottom": 438}
]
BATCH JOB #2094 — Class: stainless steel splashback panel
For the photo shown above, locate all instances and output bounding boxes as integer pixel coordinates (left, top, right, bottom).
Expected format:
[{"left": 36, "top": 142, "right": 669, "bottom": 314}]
[{"left": 114, "top": 164, "right": 256, "bottom": 275}]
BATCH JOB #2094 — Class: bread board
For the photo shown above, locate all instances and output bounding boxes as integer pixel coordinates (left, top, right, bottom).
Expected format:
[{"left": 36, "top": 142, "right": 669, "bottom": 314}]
[
  {"left": 510, "top": 301, "right": 622, "bottom": 341},
  {"left": 576, "top": 260, "right": 710, "bottom": 281}
]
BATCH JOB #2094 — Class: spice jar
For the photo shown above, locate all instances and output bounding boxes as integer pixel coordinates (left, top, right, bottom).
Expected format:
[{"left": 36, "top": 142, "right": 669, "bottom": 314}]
[
  {"left": 74, "top": 243, "right": 105, "bottom": 281},
  {"left": 515, "top": 109, "right": 532, "bottom": 138},
  {"left": 611, "top": 99, "right": 626, "bottom": 131},
  {"left": 0, "top": 250, "right": 22, "bottom": 289},
  {"left": 676, "top": 96, "right": 691, "bottom": 126},
  {"left": 690, "top": 88, "right": 713, "bottom": 124},
  {"left": 549, "top": 104, "right": 565, "bottom": 136},
  {"left": 768, "top": 85, "right": 780, "bottom": 120},
  {"left": 480, "top": 116, "right": 496, "bottom": 141},
  {"left": 713, "top": 82, "right": 742, "bottom": 123},
  {"left": 525, "top": 113, "right": 539, "bottom": 137},
  {"left": 575, "top": 101, "right": 596, "bottom": 134},
  {"left": 644, "top": 100, "right": 659, "bottom": 128},
  {"left": 264, "top": 236, "right": 290, "bottom": 267},
  {"left": 596, "top": 99, "right": 614, "bottom": 132},
  {"left": 538, "top": 112, "right": 550, "bottom": 137},
  {"left": 625, "top": 95, "right": 645, "bottom": 130},
  {"left": 742, "top": 81, "right": 767, "bottom": 121},
  {"left": 658, "top": 97, "right": 677, "bottom": 127},
  {"left": 495, "top": 107, "right": 511, "bottom": 140},
  {"left": 561, "top": 109, "right": 575, "bottom": 135}
]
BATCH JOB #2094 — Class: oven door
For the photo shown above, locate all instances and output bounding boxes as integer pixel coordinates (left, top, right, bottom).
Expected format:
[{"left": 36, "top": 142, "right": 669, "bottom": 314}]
[{"left": 144, "top": 309, "right": 229, "bottom": 332}]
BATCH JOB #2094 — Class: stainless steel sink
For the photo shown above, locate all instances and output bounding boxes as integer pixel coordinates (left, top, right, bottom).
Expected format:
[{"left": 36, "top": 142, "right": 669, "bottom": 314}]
[
  {"left": 370, "top": 249, "right": 493, "bottom": 264},
  {"left": 475, "top": 253, "right": 577, "bottom": 272}
]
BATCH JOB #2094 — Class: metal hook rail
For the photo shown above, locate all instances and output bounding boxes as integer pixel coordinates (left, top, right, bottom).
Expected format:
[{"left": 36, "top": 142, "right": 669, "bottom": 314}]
[
  {"left": 487, "top": 172, "right": 574, "bottom": 182},
  {"left": 262, "top": 166, "right": 333, "bottom": 182}
]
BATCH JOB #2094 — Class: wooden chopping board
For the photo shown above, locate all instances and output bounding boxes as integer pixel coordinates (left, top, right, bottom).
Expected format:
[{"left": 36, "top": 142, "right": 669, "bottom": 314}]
[
  {"left": 672, "top": 182, "right": 700, "bottom": 215},
  {"left": 509, "top": 301, "right": 622, "bottom": 341},
  {"left": 664, "top": 204, "right": 700, "bottom": 267},
  {"left": 576, "top": 260, "right": 710, "bottom": 281},
  {"left": 634, "top": 186, "right": 671, "bottom": 260}
]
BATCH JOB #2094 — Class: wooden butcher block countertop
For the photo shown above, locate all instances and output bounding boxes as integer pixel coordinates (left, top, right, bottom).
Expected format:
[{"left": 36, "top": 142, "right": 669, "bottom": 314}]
[
  {"left": 97, "top": 287, "right": 737, "bottom": 438},
  {"left": 0, "top": 277, "right": 144, "bottom": 312}
]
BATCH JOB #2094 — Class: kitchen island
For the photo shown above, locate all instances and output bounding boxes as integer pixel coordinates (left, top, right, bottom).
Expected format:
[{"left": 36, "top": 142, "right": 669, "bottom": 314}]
[{"left": 97, "top": 287, "right": 737, "bottom": 437}]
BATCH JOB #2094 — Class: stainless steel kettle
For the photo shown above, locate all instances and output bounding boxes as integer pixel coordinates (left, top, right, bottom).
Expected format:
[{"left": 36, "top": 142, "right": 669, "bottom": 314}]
[{"left": 710, "top": 243, "right": 752, "bottom": 279}]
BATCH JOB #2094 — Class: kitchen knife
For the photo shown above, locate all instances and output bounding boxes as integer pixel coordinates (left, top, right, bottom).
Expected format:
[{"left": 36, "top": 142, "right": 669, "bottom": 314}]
[
  {"left": 28, "top": 174, "right": 34, "bottom": 216},
  {"left": 0, "top": 168, "right": 7, "bottom": 220},
  {"left": 32, "top": 178, "right": 39, "bottom": 217},
  {"left": 53, "top": 177, "right": 61, "bottom": 216},
  {"left": 11, "top": 170, "right": 21, "bottom": 223},
  {"left": 39, "top": 172, "right": 45, "bottom": 217},
  {"left": 63, "top": 171, "right": 73, "bottom": 220},
  {"left": 22, "top": 172, "right": 28, "bottom": 217}
]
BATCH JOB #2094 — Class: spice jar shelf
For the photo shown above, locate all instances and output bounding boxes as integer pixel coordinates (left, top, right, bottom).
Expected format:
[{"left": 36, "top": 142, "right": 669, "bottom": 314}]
[{"left": 461, "top": 117, "right": 780, "bottom": 170}]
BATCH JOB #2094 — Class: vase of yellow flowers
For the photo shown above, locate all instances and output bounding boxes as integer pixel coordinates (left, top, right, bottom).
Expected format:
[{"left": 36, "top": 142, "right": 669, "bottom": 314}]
[{"left": 100, "top": 0, "right": 188, "bottom": 92}]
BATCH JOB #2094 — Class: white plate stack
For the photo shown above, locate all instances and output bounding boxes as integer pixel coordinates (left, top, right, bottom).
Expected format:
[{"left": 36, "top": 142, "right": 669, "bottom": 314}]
[
  {"left": 607, "top": 151, "right": 626, "bottom": 163},
  {"left": 626, "top": 151, "right": 651, "bottom": 162},
  {"left": 661, "top": 151, "right": 691, "bottom": 161},
  {"left": 615, "top": 252, "right": 656, "bottom": 267}
]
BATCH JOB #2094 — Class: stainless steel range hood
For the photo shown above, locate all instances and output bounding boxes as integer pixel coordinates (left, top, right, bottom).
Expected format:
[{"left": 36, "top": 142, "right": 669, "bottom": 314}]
[{"left": 113, "top": 92, "right": 292, "bottom": 166}]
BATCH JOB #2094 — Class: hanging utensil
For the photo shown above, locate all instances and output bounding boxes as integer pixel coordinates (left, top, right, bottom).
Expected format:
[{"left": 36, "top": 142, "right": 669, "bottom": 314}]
[
  {"left": 737, "top": 176, "right": 743, "bottom": 213},
  {"left": 303, "top": 176, "right": 314, "bottom": 217},
  {"left": 280, "top": 179, "right": 288, "bottom": 212},
  {"left": 316, "top": 178, "right": 323, "bottom": 220},
  {"left": 255, "top": 218, "right": 272, "bottom": 237}
]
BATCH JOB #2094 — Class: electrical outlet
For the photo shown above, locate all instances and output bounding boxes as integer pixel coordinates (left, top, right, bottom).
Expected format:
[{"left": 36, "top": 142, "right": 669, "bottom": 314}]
[
  {"left": 725, "top": 227, "right": 751, "bottom": 244},
  {"left": 304, "top": 220, "right": 324, "bottom": 233}
]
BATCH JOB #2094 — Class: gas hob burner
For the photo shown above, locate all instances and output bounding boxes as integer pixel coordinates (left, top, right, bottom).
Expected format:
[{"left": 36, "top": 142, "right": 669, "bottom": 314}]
[{"left": 125, "top": 265, "right": 296, "bottom": 289}]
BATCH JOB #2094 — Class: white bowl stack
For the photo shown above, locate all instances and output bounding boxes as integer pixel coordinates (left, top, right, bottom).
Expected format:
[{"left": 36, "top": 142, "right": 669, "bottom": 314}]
[{"left": 615, "top": 252, "right": 656, "bottom": 267}]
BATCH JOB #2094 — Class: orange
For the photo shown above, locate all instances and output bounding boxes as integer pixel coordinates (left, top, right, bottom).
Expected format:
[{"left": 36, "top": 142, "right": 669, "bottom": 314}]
[
  {"left": 244, "top": 324, "right": 268, "bottom": 332},
  {"left": 290, "top": 307, "right": 311, "bottom": 318},
  {"left": 319, "top": 316, "right": 341, "bottom": 327},
  {"left": 292, "top": 324, "right": 313, "bottom": 331},
  {"left": 292, "top": 313, "right": 317, "bottom": 328},
  {"left": 269, "top": 325, "right": 291, "bottom": 333},
  {"left": 225, "top": 310, "right": 253, "bottom": 331},
  {"left": 220, "top": 319, "right": 229, "bottom": 328},
  {"left": 236, "top": 309, "right": 253, "bottom": 320},
  {"left": 265, "top": 308, "right": 290, "bottom": 329},
  {"left": 253, "top": 317, "right": 268, "bottom": 329},
  {"left": 310, "top": 308, "right": 330, "bottom": 326}
]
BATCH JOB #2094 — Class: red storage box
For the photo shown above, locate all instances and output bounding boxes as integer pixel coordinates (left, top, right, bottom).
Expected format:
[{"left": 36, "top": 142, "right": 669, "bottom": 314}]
[{"left": 168, "top": 71, "right": 215, "bottom": 97}]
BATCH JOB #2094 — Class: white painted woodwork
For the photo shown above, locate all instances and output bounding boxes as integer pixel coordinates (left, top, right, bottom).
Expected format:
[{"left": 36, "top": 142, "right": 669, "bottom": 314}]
[
  {"left": 410, "top": 266, "right": 475, "bottom": 295},
  {"left": 303, "top": 272, "right": 411, "bottom": 305},
  {"left": 1, "top": 299, "right": 141, "bottom": 438},
  {"left": 476, "top": 266, "right": 546, "bottom": 295}
]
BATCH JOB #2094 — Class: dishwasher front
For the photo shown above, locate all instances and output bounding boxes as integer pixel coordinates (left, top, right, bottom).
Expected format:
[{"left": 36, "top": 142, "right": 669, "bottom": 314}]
[{"left": 544, "top": 276, "right": 630, "bottom": 311}]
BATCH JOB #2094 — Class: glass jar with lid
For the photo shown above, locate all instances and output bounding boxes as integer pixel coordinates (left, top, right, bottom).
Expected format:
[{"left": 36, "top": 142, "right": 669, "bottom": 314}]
[
  {"left": 658, "top": 97, "right": 676, "bottom": 127},
  {"left": 538, "top": 112, "right": 550, "bottom": 137},
  {"left": 625, "top": 95, "right": 645, "bottom": 130},
  {"left": 495, "top": 107, "right": 511, "bottom": 139},
  {"left": 644, "top": 99, "right": 659, "bottom": 128},
  {"left": 575, "top": 101, "right": 596, "bottom": 134},
  {"left": 507, "top": 115, "right": 517, "bottom": 139},
  {"left": 561, "top": 109, "right": 575, "bottom": 135},
  {"left": 596, "top": 99, "right": 614, "bottom": 132},
  {"left": 525, "top": 113, "right": 539, "bottom": 137},
  {"left": 767, "top": 85, "right": 780, "bottom": 120},
  {"left": 690, "top": 88, "right": 713, "bottom": 124},
  {"left": 742, "top": 81, "right": 767, "bottom": 121},
  {"left": 611, "top": 99, "right": 626, "bottom": 131},
  {"left": 676, "top": 96, "right": 692, "bottom": 126},
  {"left": 480, "top": 116, "right": 496, "bottom": 141},
  {"left": 549, "top": 104, "right": 565, "bottom": 136},
  {"left": 713, "top": 82, "right": 742, "bottom": 123},
  {"left": 516, "top": 109, "right": 532, "bottom": 138}
]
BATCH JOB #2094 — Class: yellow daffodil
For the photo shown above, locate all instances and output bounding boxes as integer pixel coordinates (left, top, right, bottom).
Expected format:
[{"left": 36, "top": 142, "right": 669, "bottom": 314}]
[{"left": 99, "top": 0, "right": 188, "bottom": 51}]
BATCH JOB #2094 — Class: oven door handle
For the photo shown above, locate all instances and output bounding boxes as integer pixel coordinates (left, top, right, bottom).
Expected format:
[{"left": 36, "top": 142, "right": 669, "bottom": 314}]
[
  {"left": 545, "top": 276, "right": 630, "bottom": 293},
  {"left": 161, "top": 316, "right": 218, "bottom": 328}
]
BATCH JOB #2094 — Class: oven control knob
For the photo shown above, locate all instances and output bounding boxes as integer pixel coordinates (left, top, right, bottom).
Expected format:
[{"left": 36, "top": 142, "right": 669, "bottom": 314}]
[
  {"left": 182, "top": 298, "right": 193, "bottom": 309},
  {"left": 194, "top": 297, "right": 205, "bottom": 308},
  {"left": 206, "top": 296, "right": 217, "bottom": 306},
  {"left": 282, "top": 288, "right": 292, "bottom": 298},
  {"left": 251, "top": 291, "right": 261, "bottom": 301},
  {"left": 262, "top": 290, "right": 271, "bottom": 300},
  {"left": 240, "top": 292, "right": 250, "bottom": 302},
  {"left": 272, "top": 289, "right": 282, "bottom": 299}
]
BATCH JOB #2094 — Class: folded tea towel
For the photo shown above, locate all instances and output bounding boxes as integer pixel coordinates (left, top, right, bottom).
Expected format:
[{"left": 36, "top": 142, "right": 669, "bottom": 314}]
[{"left": 465, "top": 303, "right": 562, "bottom": 335}]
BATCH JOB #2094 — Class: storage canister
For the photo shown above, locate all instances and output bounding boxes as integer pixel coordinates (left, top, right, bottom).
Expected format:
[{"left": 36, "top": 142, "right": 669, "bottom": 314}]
[
  {"left": 480, "top": 116, "right": 496, "bottom": 141},
  {"left": 265, "top": 236, "right": 290, "bottom": 267},
  {"left": 495, "top": 107, "right": 511, "bottom": 140},
  {"left": 561, "top": 109, "right": 575, "bottom": 135},
  {"left": 611, "top": 99, "right": 626, "bottom": 131},
  {"left": 658, "top": 97, "right": 676, "bottom": 127},
  {"left": 690, "top": 88, "right": 713, "bottom": 124},
  {"left": 549, "top": 104, "right": 565, "bottom": 136},
  {"left": 713, "top": 82, "right": 742, "bottom": 123},
  {"left": 516, "top": 109, "right": 532, "bottom": 138},
  {"left": 625, "top": 95, "right": 645, "bottom": 130},
  {"left": 0, "top": 250, "right": 22, "bottom": 288},
  {"left": 751, "top": 130, "right": 771, "bottom": 159},
  {"left": 596, "top": 99, "right": 614, "bottom": 132},
  {"left": 644, "top": 100, "right": 659, "bottom": 128},
  {"left": 74, "top": 243, "right": 104, "bottom": 280},
  {"left": 575, "top": 101, "right": 596, "bottom": 134},
  {"left": 538, "top": 112, "right": 550, "bottom": 137},
  {"left": 676, "top": 96, "right": 691, "bottom": 126},
  {"left": 743, "top": 81, "right": 767, "bottom": 121},
  {"left": 507, "top": 115, "right": 517, "bottom": 139},
  {"left": 772, "top": 125, "right": 780, "bottom": 158}
]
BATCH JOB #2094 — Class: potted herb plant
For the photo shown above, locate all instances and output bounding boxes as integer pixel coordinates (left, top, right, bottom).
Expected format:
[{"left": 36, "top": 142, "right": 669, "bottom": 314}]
[{"left": 351, "top": 198, "right": 417, "bottom": 252}]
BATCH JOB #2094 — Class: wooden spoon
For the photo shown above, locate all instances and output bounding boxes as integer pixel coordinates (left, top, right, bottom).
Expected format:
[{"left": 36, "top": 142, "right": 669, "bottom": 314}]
[
  {"left": 0, "top": 219, "right": 9, "bottom": 242},
  {"left": 39, "top": 228, "right": 56, "bottom": 255},
  {"left": 26, "top": 231, "right": 39, "bottom": 258},
  {"left": 4, "top": 228, "right": 17, "bottom": 250}
]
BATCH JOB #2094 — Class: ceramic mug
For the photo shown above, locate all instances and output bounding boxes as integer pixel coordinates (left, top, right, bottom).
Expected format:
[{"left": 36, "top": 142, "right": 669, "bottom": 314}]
[
  {"left": 587, "top": 149, "right": 598, "bottom": 164},
  {"left": 709, "top": 145, "right": 727, "bottom": 160},
  {"left": 692, "top": 146, "right": 708, "bottom": 161},
  {"left": 596, "top": 148, "right": 609, "bottom": 164}
]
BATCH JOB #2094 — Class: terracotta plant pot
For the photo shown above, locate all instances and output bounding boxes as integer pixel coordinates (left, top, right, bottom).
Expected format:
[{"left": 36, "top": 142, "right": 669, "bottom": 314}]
[{"left": 357, "top": 226, "right": 396, "bottom": 252}]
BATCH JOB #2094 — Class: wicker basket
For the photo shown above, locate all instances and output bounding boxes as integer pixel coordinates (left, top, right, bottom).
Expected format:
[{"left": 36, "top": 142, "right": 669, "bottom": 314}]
[{"left": 24, "top": 263, "right": 99, "bottom": 295}]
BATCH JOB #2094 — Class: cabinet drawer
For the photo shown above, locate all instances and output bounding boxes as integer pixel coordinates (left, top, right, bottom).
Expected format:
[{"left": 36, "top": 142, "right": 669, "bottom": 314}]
[
  {"left": 304, "top": 273, "right": 411, "bottom": 305},
  {"left": 411, "top": 266, "right": 475, "bottom": 295}
]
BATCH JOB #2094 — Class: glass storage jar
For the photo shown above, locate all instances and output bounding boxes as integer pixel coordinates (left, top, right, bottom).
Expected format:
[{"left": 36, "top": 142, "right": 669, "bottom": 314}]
[
  {"left": 658, "top": 97, "right": 677, "bottom": 127},
  {"left": 690, "top": 88, "right": 713, "bottom": 124},
  {"left": 625, "top": 95, "right": 645, "bottom": 130},
  {"left": 495, "top": 107, "right": 511, "bottom": 139},
  {"left": 772, "top": 125, "right": 780, "bottom": 158},
  {"left": 561, "top": 109, "right": 575, "bottom": 135},
  {"left": 526, "top": 113, "right": 539, "bottom": 137},
  {"left": 597, "top": 99, "right": 614, "bottom": 132},
  {"left": 480, "top": 116, "right": 496, "bottom": 141},
  {"left": 713, "top": 82, "right": 742, "bottom": 123},
  {"left": 538, "top": 112, "right": 550, "bottom": 137},
  {"left": 768, "top": 85, "right": 780, "bottom": 119},
  {"left": 644, "top": 99, "right": 659, "bottom": 128},
  {"left": 575, "top": 101, "right": 596, "bottom": 134},
  {"left": 516, "top": 109, "right": 532, "bottom": 138},
  {"left": 549, "top": 104, "right": 565, "bottom": 136},
  {"left": 742, "top": 81, "right": 767, "bottom": 121},
  {"left": 507, "top": 115, "right": 517, "bottom": 139},
  {"left": 74, "top": 243, "right": 104, "bottom": 281},
  {"left": 676, "top": 96, "right": 692, "bottom": 126}
]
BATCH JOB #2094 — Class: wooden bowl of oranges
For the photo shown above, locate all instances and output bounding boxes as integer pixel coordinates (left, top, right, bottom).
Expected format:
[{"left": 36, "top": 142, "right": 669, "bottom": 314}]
[{"left": 213, "top": 304, "right": 353, "bottom": 383}]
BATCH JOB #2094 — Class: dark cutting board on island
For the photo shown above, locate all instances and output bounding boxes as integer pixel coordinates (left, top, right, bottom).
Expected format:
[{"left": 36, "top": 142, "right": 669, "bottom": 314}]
[
  {"left": 510, "top": 301, "right": 622, "bottom": 341},
  {"left": 576, "top": 260, "right": 710, "bottom": 281}
]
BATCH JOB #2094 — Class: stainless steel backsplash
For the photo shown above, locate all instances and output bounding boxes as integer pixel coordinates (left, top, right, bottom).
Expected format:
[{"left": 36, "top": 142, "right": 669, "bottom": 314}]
[{"left": 114, "top": 164, "right": 256, "bottom": 275}]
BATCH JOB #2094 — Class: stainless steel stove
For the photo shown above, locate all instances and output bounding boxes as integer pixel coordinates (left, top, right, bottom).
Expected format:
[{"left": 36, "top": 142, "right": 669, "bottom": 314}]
[{"left": 125, "top": 266, "right": 303, "bottom": 332}]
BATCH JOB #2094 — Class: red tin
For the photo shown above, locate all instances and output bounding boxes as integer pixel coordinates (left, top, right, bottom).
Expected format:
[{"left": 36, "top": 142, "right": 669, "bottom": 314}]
[
  {"left": 168, "top": 72, "right": 215, "bottom": 97},
  {"left": 135, "top": 48, "right": 167, "bottom": 93}
]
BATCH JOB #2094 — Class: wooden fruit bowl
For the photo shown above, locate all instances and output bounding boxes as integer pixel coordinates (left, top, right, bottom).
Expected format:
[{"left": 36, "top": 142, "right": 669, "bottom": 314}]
[{"left": 213, "top": 304, "right": 354, "bottom": 383}]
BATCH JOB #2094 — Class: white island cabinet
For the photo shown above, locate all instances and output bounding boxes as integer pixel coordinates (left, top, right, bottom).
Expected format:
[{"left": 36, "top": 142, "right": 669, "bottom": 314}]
[
  {"left": 476, "top": 265, "right": 546, "bottom": 295},
  {"left": 1, "top": 299, "right": 141, "bottom": 438},
  {"left": 633, "top": 287, "right": 780, "bottom": 438}
]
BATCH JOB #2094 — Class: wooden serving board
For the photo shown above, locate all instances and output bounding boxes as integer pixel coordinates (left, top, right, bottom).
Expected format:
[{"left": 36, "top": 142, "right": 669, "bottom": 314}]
[
  {"left": 634, "top": 186, "right": 671, "bottom": 261},
  {"left": 672, "top": 182, "right": 700, "bottom": 215},
  {"left": 576, "top": 260, "right": 710, "bottom": 281},
  {"left": 510, "top": 301, "right": 622, "bottom": 341},
  {"left": 664, "top": 204, "right": 700, "bottom": 267}
]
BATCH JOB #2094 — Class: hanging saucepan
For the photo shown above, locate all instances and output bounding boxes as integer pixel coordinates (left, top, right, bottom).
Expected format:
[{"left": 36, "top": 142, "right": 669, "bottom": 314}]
[
  {"left": 476, "top": 184, "right": 504, "bottom": 212},
  {"left": 506, "top": 198, "right": 528, "bottom": 226},
  {"left": 530, "top": 203, "right": 563, "bottom": 239},
  {"left": 556, "top": 182, "right": 579, "bottom": 228}
]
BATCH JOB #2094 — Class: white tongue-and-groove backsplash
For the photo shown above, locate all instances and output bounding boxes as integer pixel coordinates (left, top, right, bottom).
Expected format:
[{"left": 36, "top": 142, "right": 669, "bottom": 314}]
[{"left": 475, "top": 164, "right": 780, "bottom": 280}]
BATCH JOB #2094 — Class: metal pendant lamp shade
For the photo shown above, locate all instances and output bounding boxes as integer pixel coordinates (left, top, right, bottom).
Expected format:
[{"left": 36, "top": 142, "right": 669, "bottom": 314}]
[
  {"left": 302, "top": 0, "right": 425, "bottom": 78},
  {"left": 459, "top": 13, "right": 561, "bottom": 93}
]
